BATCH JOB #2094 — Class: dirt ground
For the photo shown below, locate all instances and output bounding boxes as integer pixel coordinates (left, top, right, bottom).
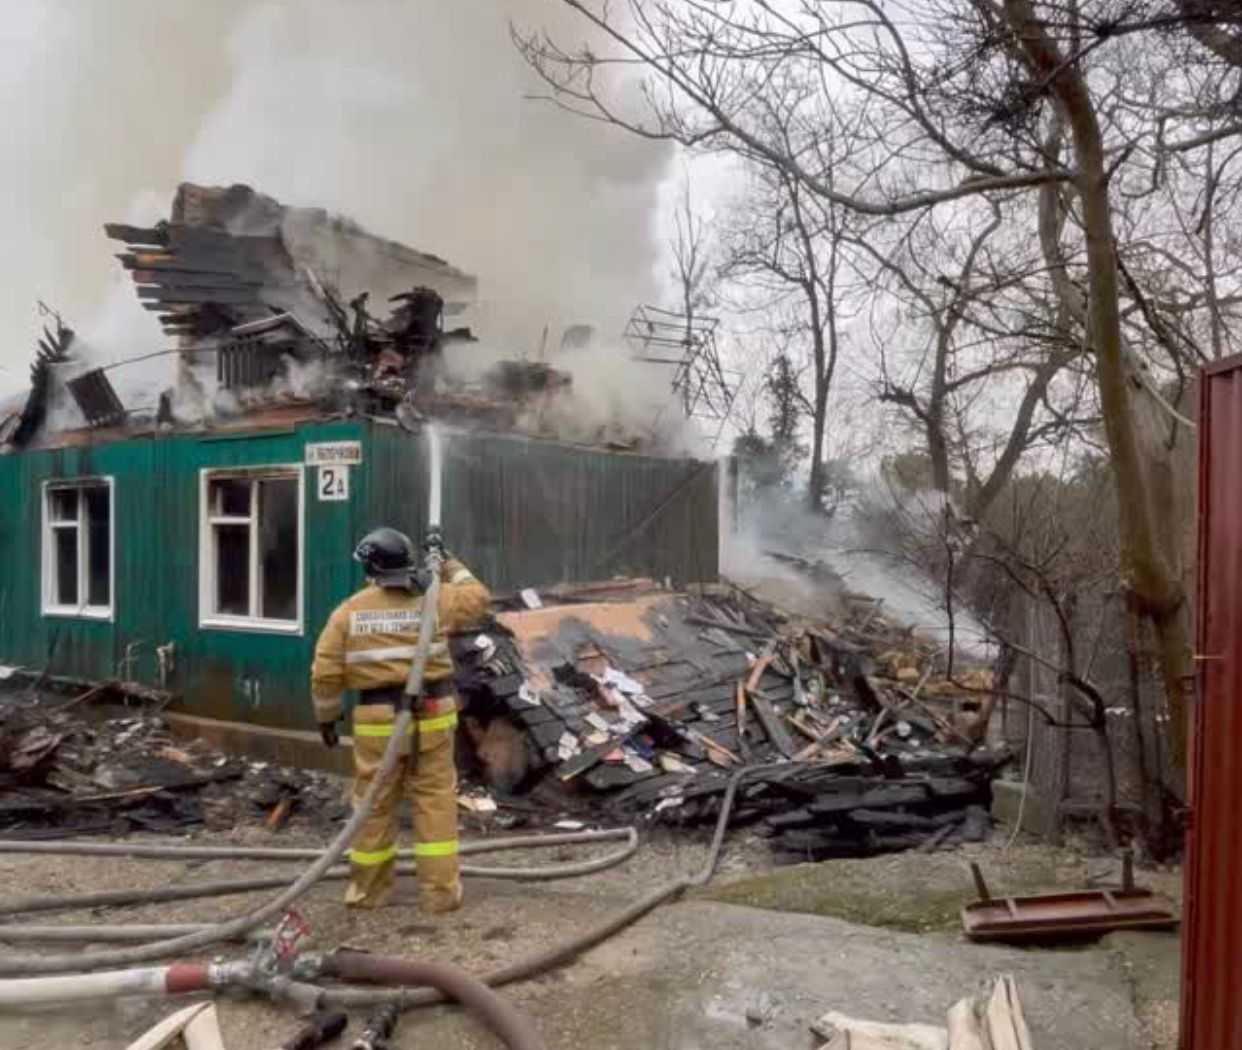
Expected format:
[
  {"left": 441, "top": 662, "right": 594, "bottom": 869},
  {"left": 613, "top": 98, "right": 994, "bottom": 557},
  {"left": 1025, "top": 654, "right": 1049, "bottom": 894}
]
[{"left": 0, "top": 825, "right": 1181, "bottom": 1049}]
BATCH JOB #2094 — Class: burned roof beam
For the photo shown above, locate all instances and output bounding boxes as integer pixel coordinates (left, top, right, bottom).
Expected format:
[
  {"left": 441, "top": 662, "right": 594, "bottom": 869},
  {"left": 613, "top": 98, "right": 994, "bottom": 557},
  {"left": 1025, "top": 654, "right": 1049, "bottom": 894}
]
[
  {"left": 130, "top": 270, "right": 261, "bottom": 290},
  {"left": 136, "top": 286, "right": 261, "bottom": 305},
  {"left": 117, "top": 254, "right": 267, "bottom": 280},
  {"left": 103, "top": 222, "right": 169, "bottom": 247}
]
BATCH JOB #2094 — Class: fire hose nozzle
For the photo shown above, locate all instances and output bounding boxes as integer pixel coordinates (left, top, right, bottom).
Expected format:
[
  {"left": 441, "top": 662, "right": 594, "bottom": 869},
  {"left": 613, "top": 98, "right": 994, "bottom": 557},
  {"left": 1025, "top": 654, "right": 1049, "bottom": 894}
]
[{"left": 350, "top": 1003, "right": 400, "bottom": 1050}]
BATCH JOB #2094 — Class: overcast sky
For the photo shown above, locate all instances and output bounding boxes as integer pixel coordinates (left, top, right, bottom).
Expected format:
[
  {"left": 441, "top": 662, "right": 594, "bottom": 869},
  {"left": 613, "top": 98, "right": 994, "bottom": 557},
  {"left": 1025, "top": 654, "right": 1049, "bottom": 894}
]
[{"left": 0, "top": 1, "right": 677, "bottom": 403}]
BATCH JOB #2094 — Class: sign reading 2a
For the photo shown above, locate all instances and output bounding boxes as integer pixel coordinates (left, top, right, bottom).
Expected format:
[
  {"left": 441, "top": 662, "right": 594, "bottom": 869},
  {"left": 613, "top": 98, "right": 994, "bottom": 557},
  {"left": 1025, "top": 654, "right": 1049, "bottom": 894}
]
[{"left": 318, "top": 465, "right": 350, "bottom": 502}]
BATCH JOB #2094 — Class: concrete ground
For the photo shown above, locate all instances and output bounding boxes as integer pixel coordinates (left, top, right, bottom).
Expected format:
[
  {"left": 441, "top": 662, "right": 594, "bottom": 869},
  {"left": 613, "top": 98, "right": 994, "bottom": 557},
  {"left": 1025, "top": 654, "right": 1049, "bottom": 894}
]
[{"left": 0, "top": 828, "right": 1177, "bottom": 1049}]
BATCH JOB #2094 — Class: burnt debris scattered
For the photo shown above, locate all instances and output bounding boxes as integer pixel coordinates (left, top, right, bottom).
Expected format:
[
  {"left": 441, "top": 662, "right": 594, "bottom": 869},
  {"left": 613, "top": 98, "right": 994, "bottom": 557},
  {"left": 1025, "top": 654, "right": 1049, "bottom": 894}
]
[
  {"left": 453, "top": 579, "right": 1009, "bottom": 861},
  {"left": 0, "top": 689, "right": 345, "bottom": 838}
]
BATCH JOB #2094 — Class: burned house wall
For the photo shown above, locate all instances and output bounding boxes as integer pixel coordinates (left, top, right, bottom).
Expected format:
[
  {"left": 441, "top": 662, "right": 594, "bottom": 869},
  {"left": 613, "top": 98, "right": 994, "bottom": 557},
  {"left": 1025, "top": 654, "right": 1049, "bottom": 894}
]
[
  {"left": 0, "top": 420, "right": 719, "bottom": 730},
  {"left": 0, "top": 419, "right": 367, "bottom": 730},
  {"left": 367, "top": 425, "right": 720, "bottom": 595}
]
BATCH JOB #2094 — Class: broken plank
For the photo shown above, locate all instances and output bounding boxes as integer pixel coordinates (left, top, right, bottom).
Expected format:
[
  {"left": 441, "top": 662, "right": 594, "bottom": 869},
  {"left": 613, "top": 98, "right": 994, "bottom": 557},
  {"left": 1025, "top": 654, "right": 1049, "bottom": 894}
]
[
  {"left": 683, "top": 615, "right": 771, "bottom": 641},
  {"left": 985, "top": 976, "right": 1034, "bottom": 1050},
  {"left": 734, "top": 681, "right": 751, "bottom": 762},
  {"left": 946, "top": 999, "right": 985, "bottom": 1050},
  {"left": 104, "top": 222, "right": 168, "bottom": 246},
  {"left": 812, "top": 1011, "right": 948, "bottom": 1050},
  {"left": 136, "top": 286, "right": 262, "bottom": 305},
  {"left": 130, "top": 269, "right": 261, "bottom": 289},
  {"left": 792, "top": 717, "right": 846, "bottom": 761},
  {"left": 748, "top": 692, "right": 797, "bottom": 758},
  {"left": 685, "top": 728, "right": 740, "bottom": 766},
  {"left": 788, "top": 712, "right": 823, "bottom": 741},
  {"left": 745, "top": 643, "right": 778, "bottom": 693},
  {"left": 557, "top": 729, "right": 639, "bottom": 782},
  {"left": 117, "top": 253, "right": 266, "bottom": 279}
]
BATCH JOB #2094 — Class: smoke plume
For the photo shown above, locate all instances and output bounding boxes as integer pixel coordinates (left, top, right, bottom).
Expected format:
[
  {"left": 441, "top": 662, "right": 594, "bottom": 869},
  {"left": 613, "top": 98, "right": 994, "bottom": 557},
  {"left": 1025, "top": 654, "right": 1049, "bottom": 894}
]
[{"left": 0, "top": 2, "right": 672, "bottom": 419}]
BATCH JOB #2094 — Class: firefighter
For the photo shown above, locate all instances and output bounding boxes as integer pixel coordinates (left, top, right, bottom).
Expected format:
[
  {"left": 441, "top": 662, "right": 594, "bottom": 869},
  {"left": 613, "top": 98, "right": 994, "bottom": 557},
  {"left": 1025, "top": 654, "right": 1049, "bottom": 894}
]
[{"left": 310, "top": 526, "right": 490, "bottom": 912}]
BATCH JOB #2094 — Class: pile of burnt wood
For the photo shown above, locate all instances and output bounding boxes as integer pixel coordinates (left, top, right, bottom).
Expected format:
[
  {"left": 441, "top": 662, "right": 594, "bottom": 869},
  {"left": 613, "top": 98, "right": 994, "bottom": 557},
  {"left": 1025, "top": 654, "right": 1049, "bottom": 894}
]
[{"left": 453, "top": 579, "right": 1010, "bottom": 860}]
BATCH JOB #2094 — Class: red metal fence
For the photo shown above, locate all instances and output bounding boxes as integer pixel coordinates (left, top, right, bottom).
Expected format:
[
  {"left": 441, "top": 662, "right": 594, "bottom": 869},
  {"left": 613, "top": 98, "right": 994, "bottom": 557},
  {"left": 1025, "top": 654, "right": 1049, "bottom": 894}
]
[{"left": 1183, "top": 354, "right": 1242, "bottom": 1049}]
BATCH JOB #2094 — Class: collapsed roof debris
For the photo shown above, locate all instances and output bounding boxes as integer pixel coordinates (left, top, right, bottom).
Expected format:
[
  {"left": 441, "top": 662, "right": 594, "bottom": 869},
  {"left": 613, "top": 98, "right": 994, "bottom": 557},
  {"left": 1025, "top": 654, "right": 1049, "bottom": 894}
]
[
  {"left": 6, "top": 182, "right": 694, "bottom": 453},
  {"left": 0, "top": 311, "right": 75, "bottom": 449},
  {"left": 454, "top": 578, "right": 1009, "bottom": 861}
]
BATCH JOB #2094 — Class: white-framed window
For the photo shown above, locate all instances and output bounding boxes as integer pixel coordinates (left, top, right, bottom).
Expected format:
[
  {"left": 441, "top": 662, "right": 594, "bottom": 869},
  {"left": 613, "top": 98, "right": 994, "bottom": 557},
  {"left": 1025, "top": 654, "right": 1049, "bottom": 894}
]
[
  {"left": 199, "top": 466, "right": 304, "bottom": 634},
  {"left": 42, "top": 478, "right": 115, "bottom": 620}
]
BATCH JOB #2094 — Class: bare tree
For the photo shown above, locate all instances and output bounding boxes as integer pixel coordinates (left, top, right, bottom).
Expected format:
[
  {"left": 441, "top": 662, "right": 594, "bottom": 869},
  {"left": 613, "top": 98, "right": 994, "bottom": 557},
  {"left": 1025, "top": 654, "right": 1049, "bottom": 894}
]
[
  {"left": 851, "top": 198, "right": 1093, "bottom": 519},
  {"left": 668, "top": 175, "right": 714, "bottom": 415},
  {"left": 720, "top": 152, "right": 856, "bottom": 511},
  {"left": 515, "top": 0, "right": 1242, "bottom": 775}
]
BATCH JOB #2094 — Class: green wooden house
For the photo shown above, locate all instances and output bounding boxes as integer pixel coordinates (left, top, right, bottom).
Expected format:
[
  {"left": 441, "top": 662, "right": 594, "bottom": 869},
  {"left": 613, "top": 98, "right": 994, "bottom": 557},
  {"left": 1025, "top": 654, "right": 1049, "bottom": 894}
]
[{"left": 0, "top": 409, "right": 719, "bottom": 737}]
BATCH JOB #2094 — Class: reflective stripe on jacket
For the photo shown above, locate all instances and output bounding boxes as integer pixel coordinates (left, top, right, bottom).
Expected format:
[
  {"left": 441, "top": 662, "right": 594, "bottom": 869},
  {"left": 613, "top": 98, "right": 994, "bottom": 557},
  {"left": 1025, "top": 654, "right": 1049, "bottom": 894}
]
[{"left": 310, "top": 557, "right": 490, "bottom": 723}]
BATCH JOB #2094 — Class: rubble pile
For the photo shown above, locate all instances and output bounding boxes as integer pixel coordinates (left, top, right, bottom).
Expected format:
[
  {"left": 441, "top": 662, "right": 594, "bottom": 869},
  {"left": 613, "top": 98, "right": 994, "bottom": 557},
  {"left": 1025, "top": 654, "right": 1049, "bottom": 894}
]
[
  {"left": 454, "top": 579, "right": 1009, "bottom": 860},
  {"left": 0, "top": 696, "right": 345, "bottom": 838}
]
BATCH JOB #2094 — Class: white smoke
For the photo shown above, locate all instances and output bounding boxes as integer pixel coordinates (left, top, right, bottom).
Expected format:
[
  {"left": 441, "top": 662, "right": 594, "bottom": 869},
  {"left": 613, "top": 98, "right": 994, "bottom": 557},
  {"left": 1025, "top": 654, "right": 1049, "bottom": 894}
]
[
  {"left": 442, "top": 334, "right": 707, "bottom": 454},
  {"left": 2, "top": 1, "right": 677, "bottom": 438},
  {"left": 181, "top": 1, "right": 670, "bottom": 354},
  {"left": 726, "top": 485, "right": 993, "bottom": 657}
]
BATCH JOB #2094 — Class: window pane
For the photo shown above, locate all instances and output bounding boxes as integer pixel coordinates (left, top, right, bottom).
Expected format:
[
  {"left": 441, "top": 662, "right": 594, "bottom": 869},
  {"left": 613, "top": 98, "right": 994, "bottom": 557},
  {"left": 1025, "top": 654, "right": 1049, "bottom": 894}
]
[
  {"left": 258, "top": 478, "right": 298, "bottom": 621},
  {"left": 54, "top": 527, "right": 79, "bottom": 605},
  {"left": 85, "top": 486, "right": 111, "bottom": 607},
  {"left": 215, "top": 524, "right": 251, "bottom": 616},
  {"left": 210, "top": 478, "right": 251, "bottom": 517},
  {"left": 49, "top": 488, "right": 78, "bottom": 522}
]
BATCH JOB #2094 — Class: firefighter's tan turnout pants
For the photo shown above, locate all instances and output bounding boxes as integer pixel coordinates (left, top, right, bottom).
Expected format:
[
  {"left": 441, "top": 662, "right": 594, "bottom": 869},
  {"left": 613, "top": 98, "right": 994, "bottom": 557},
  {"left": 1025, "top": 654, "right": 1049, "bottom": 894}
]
[{"left": 345, "top": 698, "right": 461, "bottom": 912}]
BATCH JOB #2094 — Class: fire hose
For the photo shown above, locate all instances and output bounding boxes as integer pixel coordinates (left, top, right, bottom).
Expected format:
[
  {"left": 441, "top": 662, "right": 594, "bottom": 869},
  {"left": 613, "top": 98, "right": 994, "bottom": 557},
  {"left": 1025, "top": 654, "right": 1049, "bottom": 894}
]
[
  {"left": 0, "top": 759, "right": 772, "bottom": 1050},
  {"left": 0, "top": 829, "right": 640, "bottom": 920}
]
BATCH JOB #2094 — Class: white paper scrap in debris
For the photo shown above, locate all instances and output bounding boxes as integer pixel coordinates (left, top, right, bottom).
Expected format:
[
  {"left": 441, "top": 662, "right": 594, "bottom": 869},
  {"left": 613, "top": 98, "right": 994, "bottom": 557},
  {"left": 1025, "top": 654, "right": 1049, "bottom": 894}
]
[
  {"left": 474, "top": 634, "right": 497, "bottom": 660},
  {"left": 518, "top": 683, "right": 541, "bottom": 706},
  {"left": 520, "top": 588, "right": 543, "bottom": 609},
  {"left": 653, "top": 796, "right": 684, "bottom": 813},
  {"left": 617, "top": 700, "right": 648, "bottom": 728},
  {"left": 457, "top": 794, "right": 498, "bottom": 814},
  {"left": 659, "top": 753, "right": 693, "bottom": 774},
  {"left": 601, "top": 667, "right": 645, "bottom": 696},
  {"left": 557, "top": 731, "right": 581, "bottom": 760},
  {"left": 585, "top": 712, "right": 611, "bottom": 732},
  {"left": 554, "top": 820, "right": 586, "bottom": 830},
  {"left": 623, "top": 750, "right": 653, "bottom": 774},
  {"left": 0, "top": 666, "right": 17, "bottom": 680}
]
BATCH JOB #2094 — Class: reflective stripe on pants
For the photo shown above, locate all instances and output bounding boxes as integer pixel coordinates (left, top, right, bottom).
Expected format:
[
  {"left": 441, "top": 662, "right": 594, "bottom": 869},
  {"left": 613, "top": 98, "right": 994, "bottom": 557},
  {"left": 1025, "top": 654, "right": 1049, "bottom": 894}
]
[{"left": 346, "top": 704, "right": 462, "bottom": 911}]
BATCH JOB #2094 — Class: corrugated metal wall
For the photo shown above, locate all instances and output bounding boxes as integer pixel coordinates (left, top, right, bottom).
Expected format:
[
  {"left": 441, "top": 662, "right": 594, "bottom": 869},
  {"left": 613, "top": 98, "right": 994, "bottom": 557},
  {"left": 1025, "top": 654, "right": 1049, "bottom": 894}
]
[
  {"left": 0, "top": 419, "right": 718, "bottom": 730},
  {"left": 1183, "top": 355, "right": 1242, "bottom": 1050},
  {"left": 367, "top": 424, "right": 719, "bottom": 594}
]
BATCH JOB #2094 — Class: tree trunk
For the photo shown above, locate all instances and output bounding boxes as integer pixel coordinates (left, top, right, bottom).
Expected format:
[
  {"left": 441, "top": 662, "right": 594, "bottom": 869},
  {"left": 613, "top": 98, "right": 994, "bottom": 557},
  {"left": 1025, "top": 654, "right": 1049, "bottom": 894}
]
[
  {"left": 808, "top": 402, "right": 827, "bottom": 511},
  {"left": 1005, "top": 0, "right": 1192, "bottom": 776}
]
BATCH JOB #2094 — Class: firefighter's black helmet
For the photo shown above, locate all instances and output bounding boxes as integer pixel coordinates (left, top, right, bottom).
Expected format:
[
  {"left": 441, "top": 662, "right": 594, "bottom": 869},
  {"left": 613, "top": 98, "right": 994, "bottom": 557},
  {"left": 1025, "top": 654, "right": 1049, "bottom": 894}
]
[{"left": 353, "top": 527, "right": 416, "bottom": 586}]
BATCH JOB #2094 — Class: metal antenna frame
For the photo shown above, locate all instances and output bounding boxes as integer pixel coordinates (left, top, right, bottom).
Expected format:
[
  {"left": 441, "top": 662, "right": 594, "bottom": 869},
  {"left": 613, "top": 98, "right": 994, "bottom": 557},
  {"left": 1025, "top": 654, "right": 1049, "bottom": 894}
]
[{"left": 623, "top": 304, "right": 741, "bottom": 448}]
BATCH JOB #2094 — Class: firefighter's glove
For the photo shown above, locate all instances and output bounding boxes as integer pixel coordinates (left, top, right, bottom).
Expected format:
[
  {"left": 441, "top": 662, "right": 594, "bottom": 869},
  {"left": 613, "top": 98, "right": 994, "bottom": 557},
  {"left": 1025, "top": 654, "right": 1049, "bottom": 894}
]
[{"left": 319, "top": 721, "right": 340, "bottom": 749}]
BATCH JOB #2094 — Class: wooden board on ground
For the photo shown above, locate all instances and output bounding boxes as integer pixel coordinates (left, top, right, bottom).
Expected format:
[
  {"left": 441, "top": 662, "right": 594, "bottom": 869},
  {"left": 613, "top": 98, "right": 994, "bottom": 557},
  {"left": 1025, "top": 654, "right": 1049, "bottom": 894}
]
[
  {"left": 946, "top": 998, "right": 986, "bottom": 1050},
  {"left": 986, "top": 975, "right": 1034, "bottom": 1050},
  {"left": 812, "top": 1011, "right": 948, "bottom": 1050}
]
